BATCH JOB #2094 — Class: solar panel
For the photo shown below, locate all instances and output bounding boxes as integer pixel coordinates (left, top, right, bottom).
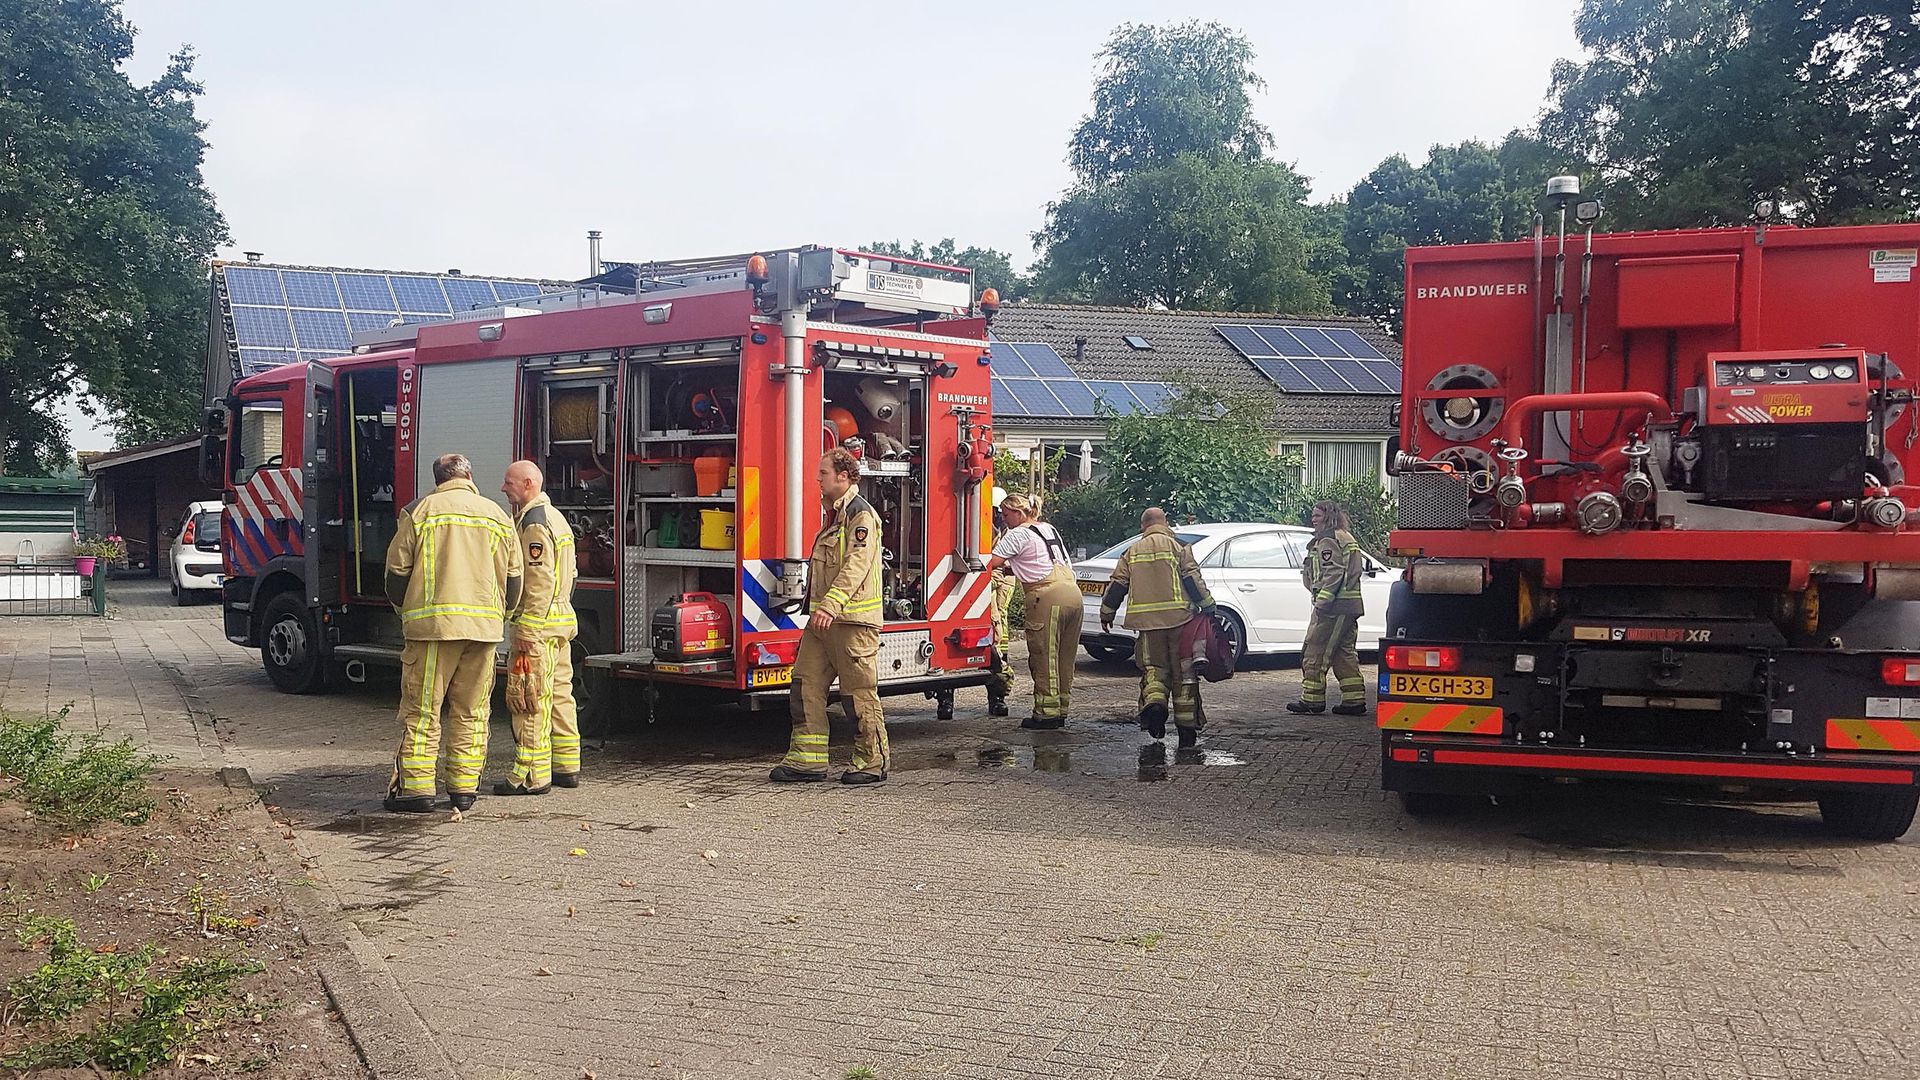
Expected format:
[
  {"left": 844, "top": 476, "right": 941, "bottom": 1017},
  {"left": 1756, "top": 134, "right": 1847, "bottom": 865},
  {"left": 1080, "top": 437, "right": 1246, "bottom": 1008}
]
[
  {"left": 347, "top": 311, "right": 400, "bottom": 334},
  {"left": 335, "top": 274, "right": 397, "bottom": 310},
  {"left": 1087, "top": 381, "right": 1140, "bottom": 414},
  {"left": 1214, "top": 323, "right": 1400, "bottom": 395},
  {"left": 224, "top": 267, "right": 284, "bottom": 306},
  {"left": 389, "top": 276, "right": 451, "bottom": 313},
  {"left": 231, "top": 306, "right": 294, "bottom": 348},
  {"left": 279, "top": 271, "right": 340, "bottom": 308},
  {"left": 1016, "top": 343, "right": 1075, "bottom": 378},
  {"left": 1043, "top": 379, "right": 1098, "bottom": 417},
  {"left": 238, "top": 348, "right": 295, "bottom": 374},
  {"left": 990, "top": 377, "right": 1020, "bottom": 416},
  {"left": 1001, "top": 378, "right": 1065, "bottom": 416},
  {"left": 990, "top": 343, "right": 1034, "bottom": 378},
  {"left": 289, "top": 309, "right": 351, "bottom": 351},
  {"left": 443, "top": 278, "right": 498, "bottom": 311},
  {"left": 491, "top": 280, "right": 541, "bottom": 300}
]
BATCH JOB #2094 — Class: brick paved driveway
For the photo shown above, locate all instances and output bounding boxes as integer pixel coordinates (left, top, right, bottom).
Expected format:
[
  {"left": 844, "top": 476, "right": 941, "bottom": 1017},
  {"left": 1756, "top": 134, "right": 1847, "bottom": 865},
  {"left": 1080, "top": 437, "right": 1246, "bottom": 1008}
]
[{"left": 8, "top": 579, "right": 1918, "bottom": 1079}]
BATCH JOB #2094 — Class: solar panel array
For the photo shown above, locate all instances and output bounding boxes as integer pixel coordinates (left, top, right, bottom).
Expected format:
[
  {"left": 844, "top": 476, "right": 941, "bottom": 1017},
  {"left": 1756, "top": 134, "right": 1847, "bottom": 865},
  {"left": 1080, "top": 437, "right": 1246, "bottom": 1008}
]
[
  {"left": 988, "top": 341, "right": 1172, "bottom": 419},
  {"left": 221, "top": 265, "right": 560, "bottom": 376},
  {"left": 1214, "top": 324, "right": 1401, "bottom": 395}
]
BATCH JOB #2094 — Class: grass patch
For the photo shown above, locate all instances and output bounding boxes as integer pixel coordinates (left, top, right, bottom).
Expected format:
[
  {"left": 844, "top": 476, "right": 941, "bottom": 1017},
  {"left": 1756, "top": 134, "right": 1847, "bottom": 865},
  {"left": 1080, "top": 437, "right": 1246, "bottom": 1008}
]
[
  {"left": 1, "top": 913, "right": 260, "bottom": 1076},
  {"left": 0, "top": 709, "right": 160, "bottom": 830},
  {"left": 845, "top": 1067, "right": 878, "bottom": 1080}
]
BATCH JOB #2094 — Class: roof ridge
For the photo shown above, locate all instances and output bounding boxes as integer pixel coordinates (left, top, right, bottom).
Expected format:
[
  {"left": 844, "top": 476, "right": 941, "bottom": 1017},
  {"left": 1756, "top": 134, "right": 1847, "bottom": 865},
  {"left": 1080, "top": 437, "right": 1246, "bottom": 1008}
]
[
  {"left": 999, "top": 302, "right": 1384, "bottom": 326},
  {"left": 212, "top": 259, "right": 571, "bottom": 285}
]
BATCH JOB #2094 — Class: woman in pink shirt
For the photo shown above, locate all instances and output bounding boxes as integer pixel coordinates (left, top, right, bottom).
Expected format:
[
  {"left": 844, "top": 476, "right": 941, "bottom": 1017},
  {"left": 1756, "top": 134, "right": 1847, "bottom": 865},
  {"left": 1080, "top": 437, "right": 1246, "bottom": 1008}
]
[{"left": 982, "top": 495, "right": 1084, "bottom": 729}]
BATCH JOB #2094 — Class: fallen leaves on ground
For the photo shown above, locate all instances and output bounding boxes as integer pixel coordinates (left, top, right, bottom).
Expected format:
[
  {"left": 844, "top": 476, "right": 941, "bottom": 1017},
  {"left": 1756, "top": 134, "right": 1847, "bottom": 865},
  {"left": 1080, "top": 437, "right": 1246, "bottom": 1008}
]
[
  {"left": 535, "top": 967, "right": 553, "bottom": 976},
  {"left": 618, "top": 879, "right": 635, "bottom": 888}
]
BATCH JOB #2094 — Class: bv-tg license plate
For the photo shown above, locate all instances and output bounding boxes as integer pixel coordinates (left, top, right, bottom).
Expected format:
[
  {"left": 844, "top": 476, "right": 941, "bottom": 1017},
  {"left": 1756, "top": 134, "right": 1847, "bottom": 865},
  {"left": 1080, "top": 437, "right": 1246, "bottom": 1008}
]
[
  {"left": 750, "top": 666, "right": 793, "bottom": 688},
  {"left": 1388, "top": 673, "right": 1492, "bottom": 699}
]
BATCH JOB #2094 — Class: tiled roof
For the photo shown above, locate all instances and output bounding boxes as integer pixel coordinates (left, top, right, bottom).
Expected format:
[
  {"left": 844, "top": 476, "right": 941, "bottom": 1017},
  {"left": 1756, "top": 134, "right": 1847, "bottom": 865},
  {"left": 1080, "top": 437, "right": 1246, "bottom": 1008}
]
[{"left": 989, "top": 304, "right": 1398, "bottom": 435}]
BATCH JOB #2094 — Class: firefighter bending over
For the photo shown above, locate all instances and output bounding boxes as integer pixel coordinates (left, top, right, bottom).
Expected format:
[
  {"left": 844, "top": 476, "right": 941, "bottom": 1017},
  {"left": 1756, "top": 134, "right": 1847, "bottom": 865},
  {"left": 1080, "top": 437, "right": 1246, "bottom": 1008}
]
[
  {"left": 1100, "top": 507, "right": 1215, "bottom": 747},
  {"left": 982, "top": 493, "right": 1083, "bottom": 730},
  {"left": 1288, "top": 500, "right": 1368, "bottom": 716},
  {"left": 382, "top": 453, "right": 521, "bottom": 813},
  {"left": 496, "top": 460, "right": 581, "bottom": 795},
  {"left": 771, "top": 449, "right": 890, "bottom": 786}
]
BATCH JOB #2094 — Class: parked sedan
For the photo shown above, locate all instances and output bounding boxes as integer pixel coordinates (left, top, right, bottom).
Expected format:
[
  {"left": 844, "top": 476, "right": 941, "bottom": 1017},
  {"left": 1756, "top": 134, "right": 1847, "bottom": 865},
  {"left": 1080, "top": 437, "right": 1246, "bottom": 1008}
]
[
  {"left": 1074, "top": 522, "right": 1400, "bottom": 665},
  {"left": 168, "top": 501, "right": 225, "bottom": 604}
]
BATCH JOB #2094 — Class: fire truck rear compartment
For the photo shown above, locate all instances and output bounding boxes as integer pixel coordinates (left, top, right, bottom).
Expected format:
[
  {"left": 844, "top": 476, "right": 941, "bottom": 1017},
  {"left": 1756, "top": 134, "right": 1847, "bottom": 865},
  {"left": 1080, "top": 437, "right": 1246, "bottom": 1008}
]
[{"left": 1558, "top": 646, "right": 1769, "bottom": 752}]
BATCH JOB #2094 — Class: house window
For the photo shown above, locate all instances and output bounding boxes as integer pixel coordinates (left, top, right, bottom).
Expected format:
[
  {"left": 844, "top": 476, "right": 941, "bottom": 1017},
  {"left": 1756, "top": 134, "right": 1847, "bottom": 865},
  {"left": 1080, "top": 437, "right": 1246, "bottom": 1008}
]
[
  {"left": 1305, "top": 440, "right": 1384, "bottom": 486},
  {"left": 1123, "top": 335, "right": 1153, "bottom": 350},
  {"left": 1278, "top": 442, "right": 1307, "bottom": 483}
]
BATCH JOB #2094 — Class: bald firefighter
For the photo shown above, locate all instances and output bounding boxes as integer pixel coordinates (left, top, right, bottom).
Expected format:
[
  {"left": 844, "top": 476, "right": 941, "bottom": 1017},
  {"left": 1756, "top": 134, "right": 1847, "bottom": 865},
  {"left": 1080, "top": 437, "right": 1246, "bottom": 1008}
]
[
  {"left": 983, "top": 493, "right": 1082, "bottom": 729},
  {"left": 495, "top": 460, "right": 580, "bottom": 795},
  {"left": 383, "top": 453, "right": 521, "bottom": 813},
  {"left": 770, "top": 449, "right": 890, "bottom": 786},
  {"left": 1100, "top": 507, "right": 1215, "bottom": 747},
  {"left": 1289, "top": 501, "right": 1368, "bottom": 716}
]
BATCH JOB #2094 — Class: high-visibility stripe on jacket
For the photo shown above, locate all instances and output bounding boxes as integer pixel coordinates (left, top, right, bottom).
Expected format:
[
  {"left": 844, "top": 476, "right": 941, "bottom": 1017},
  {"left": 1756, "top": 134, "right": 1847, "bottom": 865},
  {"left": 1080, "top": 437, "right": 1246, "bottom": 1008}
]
[
  {"left": 384, "top": 478, "right": 522, "bottom": 642},
  {"left": 509, "top": 493, "right": 579, "bottom": 642},
  {"left": 1303, "top": 528, "right": 1365, "bottom": 616},
  {"left": 1101, "top": 523, "right": 1212, "bottom": 631},
  {"left": 808, "top": 486, "right": 884, "bottom": 627}
]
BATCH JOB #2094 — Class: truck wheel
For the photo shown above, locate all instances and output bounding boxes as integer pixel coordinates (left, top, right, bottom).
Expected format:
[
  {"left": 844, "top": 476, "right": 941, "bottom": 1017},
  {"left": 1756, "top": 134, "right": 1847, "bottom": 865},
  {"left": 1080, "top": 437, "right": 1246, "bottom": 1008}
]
[
  {"left": 260, "top": 592, "right": 331, "bottom": 695},
  {"left": 1817, "top": 789, "right": 1919, "bottom": 841}
]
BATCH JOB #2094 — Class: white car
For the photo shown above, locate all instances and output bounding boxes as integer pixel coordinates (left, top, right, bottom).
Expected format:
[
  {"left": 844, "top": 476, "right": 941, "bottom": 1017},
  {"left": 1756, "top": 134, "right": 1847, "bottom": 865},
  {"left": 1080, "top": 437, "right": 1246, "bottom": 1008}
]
[
  {"left": 169, "top": 500, "right": 225, "bottom": 604},
  {"left": 1075, "top": 522, "right": 1401, "bottom": 665}
]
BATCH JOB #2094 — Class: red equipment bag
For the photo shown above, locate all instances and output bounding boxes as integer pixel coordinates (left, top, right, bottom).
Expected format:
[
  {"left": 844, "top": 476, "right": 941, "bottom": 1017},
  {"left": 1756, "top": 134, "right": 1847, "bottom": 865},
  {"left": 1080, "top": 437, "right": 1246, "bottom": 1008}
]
[{"left": 1181, "top": 612, "right": 1235, "bottom": 682}]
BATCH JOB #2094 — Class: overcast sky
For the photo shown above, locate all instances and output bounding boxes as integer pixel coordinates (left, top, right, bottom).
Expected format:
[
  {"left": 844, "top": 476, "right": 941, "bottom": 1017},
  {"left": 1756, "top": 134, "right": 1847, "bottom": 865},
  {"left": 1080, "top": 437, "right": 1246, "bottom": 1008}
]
[{"left": 70, "top": 0, "right": 1583, "bottom": 450}]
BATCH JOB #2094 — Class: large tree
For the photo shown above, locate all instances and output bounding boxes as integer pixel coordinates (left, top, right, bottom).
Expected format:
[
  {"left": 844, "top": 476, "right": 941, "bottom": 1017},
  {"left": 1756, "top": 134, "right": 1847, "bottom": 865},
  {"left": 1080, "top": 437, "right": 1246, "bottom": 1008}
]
[
  {"left": 1033, "top": 21, "right": 1323, "bottom": 313},
  {"left": 0, "top": 0, "right": 226, "bottom": 472},
  {"left": 1542, "top": 0, "right": 1920, "bottom": 227},
  {"left": 863, "top": 238, "right": 1031, "bottom": 302}
]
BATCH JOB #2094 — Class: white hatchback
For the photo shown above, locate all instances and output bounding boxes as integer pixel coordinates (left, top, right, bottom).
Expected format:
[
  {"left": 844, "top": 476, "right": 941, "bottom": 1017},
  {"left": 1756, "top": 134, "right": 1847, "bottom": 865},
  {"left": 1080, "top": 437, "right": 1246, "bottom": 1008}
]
[
  {"left": 1074, "top": 522, "right": 1400, "bottom": 665},
  {"left": 168, "top": 500, "right": 225, "bottom": 604}
]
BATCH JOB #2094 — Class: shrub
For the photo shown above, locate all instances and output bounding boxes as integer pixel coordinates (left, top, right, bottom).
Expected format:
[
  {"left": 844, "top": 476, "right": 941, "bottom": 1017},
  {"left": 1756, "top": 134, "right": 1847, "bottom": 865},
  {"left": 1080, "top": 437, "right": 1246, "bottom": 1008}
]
[{"left": 0, "top": 711, "right": 160, "bottom": 830}]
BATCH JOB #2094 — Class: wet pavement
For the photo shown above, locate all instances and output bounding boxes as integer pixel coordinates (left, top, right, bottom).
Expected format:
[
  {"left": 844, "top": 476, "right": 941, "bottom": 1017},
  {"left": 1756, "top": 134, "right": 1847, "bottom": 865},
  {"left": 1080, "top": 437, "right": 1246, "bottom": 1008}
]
[{"left": 10, "top": 579, "right": 1920, "bottom": 1079}]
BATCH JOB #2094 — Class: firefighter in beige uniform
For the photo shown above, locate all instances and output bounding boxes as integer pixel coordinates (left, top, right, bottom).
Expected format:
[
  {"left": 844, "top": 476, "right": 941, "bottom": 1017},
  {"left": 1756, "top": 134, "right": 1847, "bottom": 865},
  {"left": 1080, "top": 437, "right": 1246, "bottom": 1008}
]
[
  {"left": 1100, "top": 507, "right": 1215, "bottom": 746},
  {"left": 982, "top": 493, "right": 1082, "bottom": 729},
  {"left": 496, "top": 460, "right": 580, "bottom": 795},
  {"left": 770, "top": 449, "right": 890, "bottom": 786},
  {"left": 985, "top": 487, "right": 1016, "bottom": 718},
  {"left": 383, "top": 453, "right": 521, "bottom": 813},
  {"left": 1288, "top": 501, "right": 1368, "bottom": 716}
]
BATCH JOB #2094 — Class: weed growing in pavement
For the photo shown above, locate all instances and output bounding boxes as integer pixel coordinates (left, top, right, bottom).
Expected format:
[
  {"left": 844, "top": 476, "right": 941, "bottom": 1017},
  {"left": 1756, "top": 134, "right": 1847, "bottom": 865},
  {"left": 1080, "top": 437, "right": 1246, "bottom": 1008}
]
[
  {"left": 1, "top": 912, "right": 261, "bottom": 1076},
  {"left": 0, "top": 710, "right": 161, "bottom": 830},
  {"left": 845, "top": 1068, "right": 879, "bottom": 1080}
]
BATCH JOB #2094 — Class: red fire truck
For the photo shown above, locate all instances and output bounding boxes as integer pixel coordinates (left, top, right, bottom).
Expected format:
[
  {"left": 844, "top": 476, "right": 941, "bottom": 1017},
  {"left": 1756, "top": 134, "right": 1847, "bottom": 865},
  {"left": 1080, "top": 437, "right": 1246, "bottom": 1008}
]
[
  {"left": 1383, "top": 183, "right": 1920, "bottom": 839},
  {"left": 203, "top": 247, "right": 1001, "bottom": 718}
]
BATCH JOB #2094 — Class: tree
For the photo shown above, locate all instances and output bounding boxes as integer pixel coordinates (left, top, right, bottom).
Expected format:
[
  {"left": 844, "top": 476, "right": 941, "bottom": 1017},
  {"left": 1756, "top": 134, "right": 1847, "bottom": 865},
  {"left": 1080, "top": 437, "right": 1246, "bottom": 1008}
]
[
  {"left": 863, "top": 239, "right": 1030, "bottom": 302},
  {"left": 1034, "top": 155, "right": 1324, "bottom": 312},
  {"left": 1067, "top": 21, "right": 1273, "bottom": 186},
  {"left": 0, "top": 0, "right": 226, "bottom": 472},
  {"left": 1541, "top": 0, "right": 1920, "bottom": 228}
]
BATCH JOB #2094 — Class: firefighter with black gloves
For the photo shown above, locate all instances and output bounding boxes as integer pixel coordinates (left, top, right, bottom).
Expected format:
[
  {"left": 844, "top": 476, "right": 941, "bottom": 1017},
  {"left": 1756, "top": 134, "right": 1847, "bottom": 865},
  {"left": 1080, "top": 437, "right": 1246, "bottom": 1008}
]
[
  {"left": 1289, "top": 501, "right": 1368, "bottom": 716},
  {"left": 382, "top": 453, "right": 521, "bottom": 813},
  {"left": 982, "top": 493, "right": 1083, "bottom": 730},
  {"left": 495, "top": 460, "right": 580, "bottom": 796},
  {"left": 771, "top": 449, "right": 890, "bottom": 786},
  {"left": 1100, "top": 507, "right": 1215, "bottom": 746}
]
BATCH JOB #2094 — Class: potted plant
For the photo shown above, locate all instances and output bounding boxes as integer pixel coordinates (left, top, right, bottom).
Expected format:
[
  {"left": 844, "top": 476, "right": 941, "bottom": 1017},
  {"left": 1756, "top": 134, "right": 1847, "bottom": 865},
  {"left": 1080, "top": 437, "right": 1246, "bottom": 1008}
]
[{"left": 73, "top": 535, "right": 125, "bottom": 577}]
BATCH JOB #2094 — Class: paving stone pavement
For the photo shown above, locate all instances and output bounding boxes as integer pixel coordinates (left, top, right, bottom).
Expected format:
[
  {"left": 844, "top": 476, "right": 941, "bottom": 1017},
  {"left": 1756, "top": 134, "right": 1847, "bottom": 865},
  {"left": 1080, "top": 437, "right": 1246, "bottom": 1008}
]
[{"left": 6, "top": 579, "right": 1919, "bottom": 1080}]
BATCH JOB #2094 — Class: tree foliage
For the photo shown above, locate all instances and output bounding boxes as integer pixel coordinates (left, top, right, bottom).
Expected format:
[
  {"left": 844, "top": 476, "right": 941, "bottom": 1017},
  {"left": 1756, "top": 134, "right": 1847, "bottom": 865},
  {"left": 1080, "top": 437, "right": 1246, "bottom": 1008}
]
[
  {"left": 0, "top": 0, "right": 225, "bottom": 472},
  {"left": 1541, "top": 0, "right": 1920, "bottom": 227},
  {"left": 863, "top": 238, "right": 1030, "bottom": 303}
]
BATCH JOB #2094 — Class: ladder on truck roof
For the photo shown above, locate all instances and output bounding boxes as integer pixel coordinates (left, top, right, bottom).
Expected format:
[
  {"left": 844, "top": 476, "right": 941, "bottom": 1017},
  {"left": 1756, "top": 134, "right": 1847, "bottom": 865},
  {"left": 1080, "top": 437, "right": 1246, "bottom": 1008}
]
[{"left": 348, "top": 246, "right": 978, "bottom": 352}]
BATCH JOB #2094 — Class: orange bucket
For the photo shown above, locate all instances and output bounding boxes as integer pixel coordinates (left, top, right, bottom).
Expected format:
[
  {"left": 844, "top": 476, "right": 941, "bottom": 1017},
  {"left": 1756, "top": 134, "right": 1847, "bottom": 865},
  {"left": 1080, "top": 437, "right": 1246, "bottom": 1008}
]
[{"left": 693, "top": 456, "right": 732, "bottom": 497}]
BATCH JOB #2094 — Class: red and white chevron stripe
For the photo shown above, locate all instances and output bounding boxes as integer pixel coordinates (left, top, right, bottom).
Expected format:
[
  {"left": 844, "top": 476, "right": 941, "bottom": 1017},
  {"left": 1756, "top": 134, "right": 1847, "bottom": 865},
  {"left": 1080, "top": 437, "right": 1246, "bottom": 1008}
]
[{"left": 925, "top": 554, "right": 994, "bottom": 624}]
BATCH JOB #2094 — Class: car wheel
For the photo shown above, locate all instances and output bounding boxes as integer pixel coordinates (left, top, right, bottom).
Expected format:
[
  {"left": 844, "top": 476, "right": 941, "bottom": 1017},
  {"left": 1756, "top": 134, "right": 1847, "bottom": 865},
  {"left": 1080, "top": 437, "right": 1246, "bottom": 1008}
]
[
  {"left": 1085, "top": 643, "right": 1133, "bottom": 664},
  {"left": 1216, "top": 610, "right": 1248, "bottom": 668},
  {"left": 260, "top": 592, "right": 331, "bottom": 694},
  {"left": 170, "top": 574, "right": 182, "bottom": 603}
]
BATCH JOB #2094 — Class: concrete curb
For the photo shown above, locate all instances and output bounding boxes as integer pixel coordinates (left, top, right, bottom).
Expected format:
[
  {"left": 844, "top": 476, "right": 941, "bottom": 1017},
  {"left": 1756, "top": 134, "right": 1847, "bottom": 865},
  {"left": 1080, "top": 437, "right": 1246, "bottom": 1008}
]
[{"left": 165, "top": 666, "right": 461, "bottom": 1080}]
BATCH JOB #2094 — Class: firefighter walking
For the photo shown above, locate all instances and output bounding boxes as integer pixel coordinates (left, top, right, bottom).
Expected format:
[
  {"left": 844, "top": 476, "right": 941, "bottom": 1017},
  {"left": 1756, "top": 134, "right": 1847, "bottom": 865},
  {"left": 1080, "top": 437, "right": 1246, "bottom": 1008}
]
[
  {"left": 1100, "top": 507, "right": 1215, "bottom": 746},
  {"left": 1289, "top": 501, "right": 1368, "bottom": 716},
  {"left": 383, "top": 453, "right": 522, "bottom": 813},
  {"left": 982, "top": 493, "right": 1082, "bottom": 729},
  {"left": 496, "top": 460, "right": 580, "bottom": 796},
  {"left": 771, "top": 449, "right": 890, "bottom": 786}
]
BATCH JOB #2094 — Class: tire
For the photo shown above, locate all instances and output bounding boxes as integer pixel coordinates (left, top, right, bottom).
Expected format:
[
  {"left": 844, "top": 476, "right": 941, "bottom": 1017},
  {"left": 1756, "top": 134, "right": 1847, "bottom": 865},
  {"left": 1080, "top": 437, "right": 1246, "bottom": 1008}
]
[
  {"left": 1216, "top": 610, "right": 1248, "bottom": 668},
  {"left": 259, "top": 592, "right": 331, "bottom": 694},
  {"left": 1085, "top": 643, "right": 1133, "bottom": 664},
  {"left": 171, "top": 575, "right": 186, "bottom": 605},
  {"left": 572, "top": 639, "right": 611, "bottom": 734},
  {"left": 1817, "top": 789, "right": 1919, "bottom": 841}
]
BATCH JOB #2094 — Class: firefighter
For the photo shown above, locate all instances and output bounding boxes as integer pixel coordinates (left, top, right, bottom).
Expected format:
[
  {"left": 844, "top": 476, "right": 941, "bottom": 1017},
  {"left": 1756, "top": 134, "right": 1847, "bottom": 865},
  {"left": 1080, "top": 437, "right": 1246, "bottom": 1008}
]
[
  {"left": 382, "top": 453, "right": 522, "bottom": 813},
  {"left": 982, "top": 493, "right": 1082, "bottom": 729},
  {"left": 495, "top": 460, "right": 580, "bottom": 796},
  {"left": 771, "top": 449, "right": 889, "bottom": 786},
  {"left": 1100, "top": 507, "right": 1215, "bottom": 746},
  {"left": 1289, "top": 501, "right": 1368, "bottom": 716},
  {"left": 985, "top": 487, "right": 1016, "bottom": 718}
]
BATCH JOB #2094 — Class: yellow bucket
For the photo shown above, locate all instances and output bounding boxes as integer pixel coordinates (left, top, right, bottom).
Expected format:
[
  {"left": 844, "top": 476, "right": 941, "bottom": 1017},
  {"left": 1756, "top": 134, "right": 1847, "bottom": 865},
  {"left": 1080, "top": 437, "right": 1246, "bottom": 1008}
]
[{"left": 699, "top": 509, "right": 736, "bottom": 550}]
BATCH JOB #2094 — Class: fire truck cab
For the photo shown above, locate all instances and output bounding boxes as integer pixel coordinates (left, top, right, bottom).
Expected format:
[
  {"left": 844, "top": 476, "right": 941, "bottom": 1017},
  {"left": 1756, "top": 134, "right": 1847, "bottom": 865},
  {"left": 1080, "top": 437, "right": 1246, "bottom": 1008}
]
[{"left": 205, "top": 247, "right": 1001, "bottom": 717}]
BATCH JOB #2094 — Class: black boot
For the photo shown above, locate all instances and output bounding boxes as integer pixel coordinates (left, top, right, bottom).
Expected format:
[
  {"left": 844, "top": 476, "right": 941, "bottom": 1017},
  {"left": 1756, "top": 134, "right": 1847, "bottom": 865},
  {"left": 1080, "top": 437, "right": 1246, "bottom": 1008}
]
[
  {"left": 383, "top": 792, "right": 435, "bottom": 814},
  {"left": 987, "top": 689, "right": 1010, "bottom": 717},
  {"left": 1331, "top": 702, "right": 1368, "bottom": 717},
  {"left": 1286, "top": 701, "right": 1325, "bottom": 715},
  {"left": 447, "top": 791, "right": 477, "bottom": 812},
  {"left": 1177, "top": 725, "right": 1199, "bottom": 748},
  {"left": 551, "top": 772, "right": 580, "bottom": 789},
  {"left": 840, "top": 769, "right": 887, "bottom": 786},
  {"left": 492, "top": 780, "right": 552, "bottom": 796},
  {"left": 769, "top": 764, "right": 828, "bottom": 783},
  {"left": 1140, "top": 701, "right": 1168, "bottom": 739},
  {"left": 1020, "top": 715, "right": 1065, "bottom": 730}
]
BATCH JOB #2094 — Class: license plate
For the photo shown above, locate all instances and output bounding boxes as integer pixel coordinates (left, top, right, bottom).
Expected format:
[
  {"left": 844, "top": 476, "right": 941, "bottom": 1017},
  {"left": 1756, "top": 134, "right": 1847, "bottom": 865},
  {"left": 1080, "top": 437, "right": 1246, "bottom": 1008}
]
[
  {"left": 1388, "top": 673, "right": 1493, "bottom": 699},
  {"left": 1079, "top": 580, "right": 1106, "bottom": 596},
  {"left": 749, "top": 666, "right": 792, "bottom": 688}
]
